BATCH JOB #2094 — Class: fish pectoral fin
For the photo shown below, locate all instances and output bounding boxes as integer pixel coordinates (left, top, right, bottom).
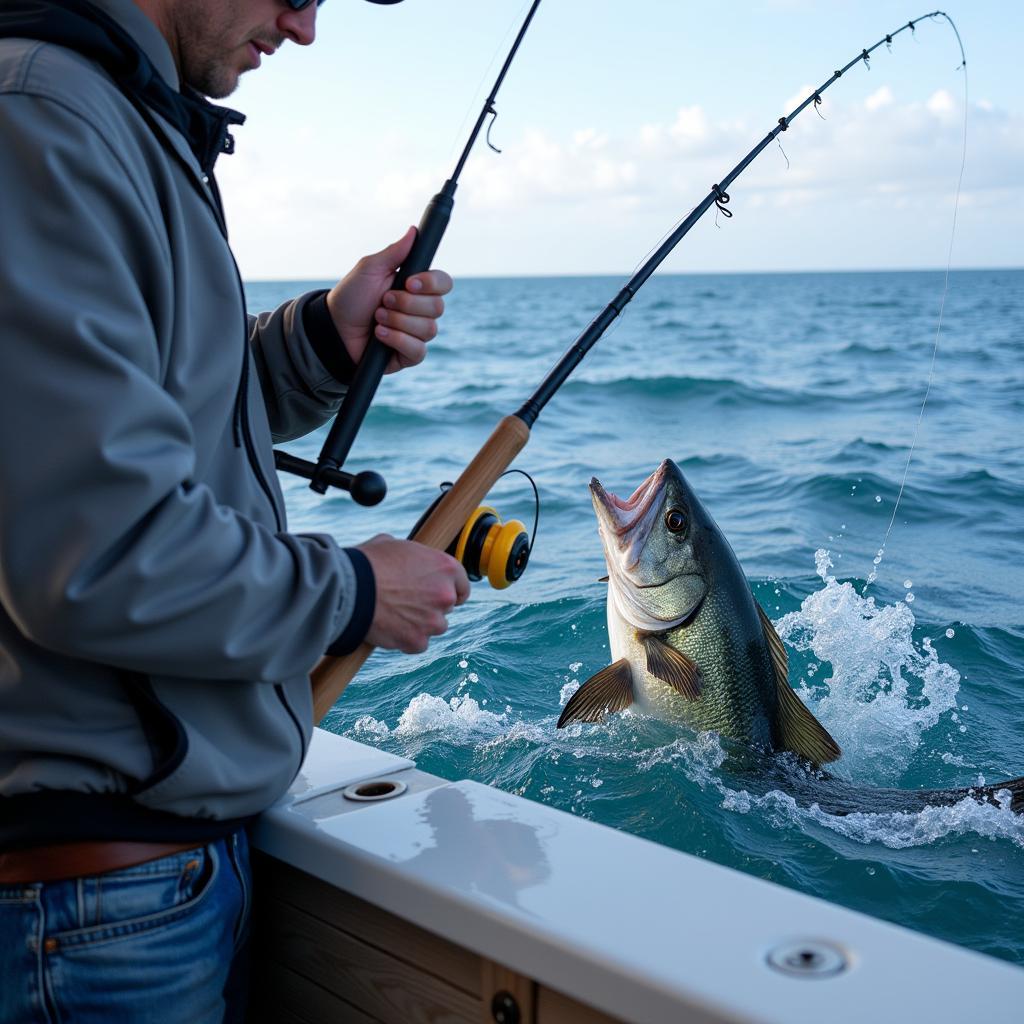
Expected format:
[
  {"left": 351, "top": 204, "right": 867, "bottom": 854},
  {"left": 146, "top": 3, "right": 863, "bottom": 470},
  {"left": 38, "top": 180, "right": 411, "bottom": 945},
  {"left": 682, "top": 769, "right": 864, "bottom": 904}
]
[
  {"left": 642, "top": 636, "right": 702, "bottom": 700},
  {"left": 556, "top": 659, "right": 634, "bottom": 728},
  {"left": 756, "top": 602, "right": 842, "bottom": 765}
]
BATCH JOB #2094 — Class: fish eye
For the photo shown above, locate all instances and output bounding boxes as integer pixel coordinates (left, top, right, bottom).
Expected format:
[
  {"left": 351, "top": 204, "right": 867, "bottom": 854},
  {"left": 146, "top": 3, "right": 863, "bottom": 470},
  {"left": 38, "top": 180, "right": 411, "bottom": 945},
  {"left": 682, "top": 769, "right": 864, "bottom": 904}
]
[{"left": 664, "top": 509, "right": 687, "bottom": 534}]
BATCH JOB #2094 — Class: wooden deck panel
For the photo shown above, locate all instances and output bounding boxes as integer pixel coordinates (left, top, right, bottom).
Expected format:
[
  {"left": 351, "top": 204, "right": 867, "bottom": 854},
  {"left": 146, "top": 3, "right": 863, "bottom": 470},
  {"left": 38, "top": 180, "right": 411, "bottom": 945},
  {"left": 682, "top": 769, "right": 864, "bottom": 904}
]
[
  {"left": 537, "top": 986, "right": 628, "bottom": 1024},
  {"left": 256, "top": 853, "right": 481, "bottom": 996},
  {"left": 253, "top": 853, "right": 628, "bottom": 1024},
  {"left": 253, "top": 961, "right": 383, "bottom": 1024},
  {"left": 257, "top": 896, "right": 479, "bottom": 1024}
]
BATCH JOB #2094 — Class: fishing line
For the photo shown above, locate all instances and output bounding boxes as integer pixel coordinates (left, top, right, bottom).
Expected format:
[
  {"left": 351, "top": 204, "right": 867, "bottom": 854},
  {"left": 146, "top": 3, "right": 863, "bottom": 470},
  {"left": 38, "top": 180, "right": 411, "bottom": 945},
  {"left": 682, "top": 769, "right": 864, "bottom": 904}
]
[
  {"left": 444, "top": 0, "right": 531, "bottom": 168},
  {"left": 501, "top": 468, "right": 541, "bottom": 553},
  {"left": 776, "top": 136, "right": 790, "bottom": 170},
  {"left": 863, "top": 12, "right": 967, "bottom": 593}
]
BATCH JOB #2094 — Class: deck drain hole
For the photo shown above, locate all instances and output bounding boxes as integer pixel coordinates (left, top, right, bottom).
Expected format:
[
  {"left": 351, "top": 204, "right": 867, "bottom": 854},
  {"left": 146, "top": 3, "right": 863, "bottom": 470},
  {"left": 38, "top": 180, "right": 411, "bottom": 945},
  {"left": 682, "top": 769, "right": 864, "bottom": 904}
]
[
  {"left": 767, "top": 940, "right": 849, "bottom": 978},
  {"left": 342, "top": 779, "right": 408, "bottom": 802}
]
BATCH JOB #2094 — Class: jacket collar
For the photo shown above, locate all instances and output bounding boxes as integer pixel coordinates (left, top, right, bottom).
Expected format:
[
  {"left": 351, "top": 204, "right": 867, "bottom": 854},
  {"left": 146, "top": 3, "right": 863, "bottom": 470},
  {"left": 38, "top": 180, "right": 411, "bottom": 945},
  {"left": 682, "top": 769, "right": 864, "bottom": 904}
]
[
  {"left": 79, "top": 0, "right": 180, "bottom": 88},
  {"left": 0, "top": 0, "right": 245, "bottom": 175}
]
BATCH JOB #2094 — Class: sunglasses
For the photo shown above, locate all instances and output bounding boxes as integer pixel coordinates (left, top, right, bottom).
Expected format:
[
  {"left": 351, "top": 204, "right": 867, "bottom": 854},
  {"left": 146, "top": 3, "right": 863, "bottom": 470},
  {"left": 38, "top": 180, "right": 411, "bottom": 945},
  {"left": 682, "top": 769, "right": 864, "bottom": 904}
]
[{"left": 284, "top": 0, "right": 403, "bottom": 8}]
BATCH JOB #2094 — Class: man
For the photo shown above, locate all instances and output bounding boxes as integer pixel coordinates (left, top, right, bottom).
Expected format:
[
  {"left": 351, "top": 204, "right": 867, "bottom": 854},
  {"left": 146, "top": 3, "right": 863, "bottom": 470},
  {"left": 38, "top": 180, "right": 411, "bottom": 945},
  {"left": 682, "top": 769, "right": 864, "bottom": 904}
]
[{"left": 0, "top": 0, "right": 469, "bottom": 1020}]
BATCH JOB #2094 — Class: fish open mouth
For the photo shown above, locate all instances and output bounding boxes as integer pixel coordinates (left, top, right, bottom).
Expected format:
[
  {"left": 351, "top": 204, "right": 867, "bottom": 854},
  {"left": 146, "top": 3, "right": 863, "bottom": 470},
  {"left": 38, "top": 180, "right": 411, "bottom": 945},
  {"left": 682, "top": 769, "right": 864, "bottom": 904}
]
[
  {"left": 590, "top": 461, "right": 674, "bottom": 572},
  {"left": 590, "top": 461, "right": 669, "bottom": 538}
]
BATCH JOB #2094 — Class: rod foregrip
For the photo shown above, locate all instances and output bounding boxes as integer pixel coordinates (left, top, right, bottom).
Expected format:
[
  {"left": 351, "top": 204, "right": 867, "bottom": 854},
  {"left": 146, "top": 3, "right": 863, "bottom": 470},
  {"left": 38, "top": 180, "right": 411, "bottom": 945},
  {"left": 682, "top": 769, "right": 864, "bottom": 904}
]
[
  {"left": 311, "top": 414, "right": 531, "bottom": 724},
  {"left": 312, "top": 188, "right": 455, "bottom": 483},
  {"left": 392, "top": 186, "right": 455, "bottom": 292},
  {"left": 408, "top": 415, "right": 531, "bottom": 548}
]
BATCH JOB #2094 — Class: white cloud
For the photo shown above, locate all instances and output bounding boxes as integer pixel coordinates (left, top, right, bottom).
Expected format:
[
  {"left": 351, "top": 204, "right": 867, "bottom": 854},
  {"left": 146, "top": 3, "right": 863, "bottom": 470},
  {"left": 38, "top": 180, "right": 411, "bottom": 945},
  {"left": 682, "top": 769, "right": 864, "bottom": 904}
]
[
  {"left": 473, "top": 90, "right": 1021, "bottom": 206},
  {"left": 865, "top": 86, "right": 894, "bottom": 111},
  {"left": 669, "top": 105, "right": 709, "bottom": 145},
  {"left": 927, "top": 89, "right": 956, "bottom": 116},
  {"left": 222, "top": 90, "right": 1023, "bottom": 279}
]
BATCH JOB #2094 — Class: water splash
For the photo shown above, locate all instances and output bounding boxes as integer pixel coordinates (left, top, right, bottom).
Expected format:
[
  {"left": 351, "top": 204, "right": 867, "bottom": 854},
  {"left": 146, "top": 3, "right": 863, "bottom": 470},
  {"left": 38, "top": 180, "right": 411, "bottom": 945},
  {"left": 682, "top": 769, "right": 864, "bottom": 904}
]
[
  {"left": 722, "top": 787, "right": 1023, "bottom": 850},
  {"left": 775, "top": 549, "right": 960, "bottom": 783},
  {"left": 354, "top": 693, "right": 509, "bottom": 743}
]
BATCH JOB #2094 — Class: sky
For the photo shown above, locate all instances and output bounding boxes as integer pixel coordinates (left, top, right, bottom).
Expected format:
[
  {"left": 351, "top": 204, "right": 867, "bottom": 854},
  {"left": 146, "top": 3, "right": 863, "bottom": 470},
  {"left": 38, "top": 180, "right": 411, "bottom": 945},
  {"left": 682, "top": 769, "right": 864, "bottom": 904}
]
[{"left": 217, "top": 0, "right": 1024, "bottom": 280}]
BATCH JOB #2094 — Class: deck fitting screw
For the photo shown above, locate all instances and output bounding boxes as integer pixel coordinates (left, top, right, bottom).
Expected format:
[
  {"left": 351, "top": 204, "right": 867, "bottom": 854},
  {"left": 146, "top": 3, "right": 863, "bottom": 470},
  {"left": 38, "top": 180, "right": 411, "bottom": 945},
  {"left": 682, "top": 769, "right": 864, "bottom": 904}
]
[
  {"left": 491, "top": 990, "right": 520, "bottom": 1024},
  {"left": 767, "top": 940, "right": 848, "bottom": 978}
]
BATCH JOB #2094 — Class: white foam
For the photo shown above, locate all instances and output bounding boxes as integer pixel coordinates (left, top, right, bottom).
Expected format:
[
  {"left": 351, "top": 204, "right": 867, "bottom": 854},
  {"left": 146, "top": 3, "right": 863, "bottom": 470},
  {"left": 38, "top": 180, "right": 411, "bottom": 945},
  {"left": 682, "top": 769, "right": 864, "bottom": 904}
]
[
  {"left": 775, "top": 549, "right": 961, "bottom": 784},
  {"left": 353, "top": 693, "right": 509, "bottom": 744},
  {"left": 721, "top": 787, "right": 1024, "bottom": 850},
  {"left": 559, "top": 680, "right": 581, "bottom": 706},
  {"left": 353, "top": 715, "right": 391, "bottom": 740},
  {"left": 634, "top": 732, "right": 728, "bottom": 782},
  {"left": 396, "top": 693, "right": 508, "bottom": 738}
]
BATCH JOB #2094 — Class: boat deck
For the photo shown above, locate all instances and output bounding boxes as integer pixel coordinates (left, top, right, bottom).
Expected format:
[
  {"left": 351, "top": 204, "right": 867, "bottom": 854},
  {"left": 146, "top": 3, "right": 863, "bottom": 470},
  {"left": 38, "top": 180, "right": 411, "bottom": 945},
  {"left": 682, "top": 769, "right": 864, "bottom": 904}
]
[{"left": 251, "top": 728, "right": 1024, "bottom": 1023}]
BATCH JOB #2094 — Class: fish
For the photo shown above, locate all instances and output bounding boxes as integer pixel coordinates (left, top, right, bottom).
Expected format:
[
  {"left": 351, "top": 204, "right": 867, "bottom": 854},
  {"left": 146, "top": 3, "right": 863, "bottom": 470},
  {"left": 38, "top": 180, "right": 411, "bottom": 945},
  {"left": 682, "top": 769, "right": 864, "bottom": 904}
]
[{"left": 559, "top": 459, "right": 1024, "bottom": 816}]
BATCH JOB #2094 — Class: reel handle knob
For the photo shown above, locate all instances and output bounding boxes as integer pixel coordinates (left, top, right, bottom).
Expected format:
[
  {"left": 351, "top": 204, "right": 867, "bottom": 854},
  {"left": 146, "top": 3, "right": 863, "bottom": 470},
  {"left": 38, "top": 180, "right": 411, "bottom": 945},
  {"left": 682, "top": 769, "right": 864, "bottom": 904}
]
[{"left": 349, "top": 470, "right": 387, "bottom": 507}]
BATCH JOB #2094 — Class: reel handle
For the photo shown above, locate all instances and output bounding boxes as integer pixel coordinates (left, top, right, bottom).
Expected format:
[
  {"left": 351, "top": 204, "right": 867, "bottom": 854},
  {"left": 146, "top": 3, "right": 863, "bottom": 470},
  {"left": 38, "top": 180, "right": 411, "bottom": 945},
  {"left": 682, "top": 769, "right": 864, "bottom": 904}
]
[
  {"left": 309, "top": 182, "right": 456, "bottom": 494},
  {"left": 311, "top": 414, "right": 531, "bottom": 723}
]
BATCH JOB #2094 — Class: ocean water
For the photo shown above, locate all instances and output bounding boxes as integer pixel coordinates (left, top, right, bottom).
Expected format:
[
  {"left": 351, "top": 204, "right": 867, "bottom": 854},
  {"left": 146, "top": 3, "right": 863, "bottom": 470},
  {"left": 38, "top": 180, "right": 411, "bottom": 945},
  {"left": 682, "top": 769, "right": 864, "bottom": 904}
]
[{"left": 245, "top": 269, "right": 1024, "bottom": 966}]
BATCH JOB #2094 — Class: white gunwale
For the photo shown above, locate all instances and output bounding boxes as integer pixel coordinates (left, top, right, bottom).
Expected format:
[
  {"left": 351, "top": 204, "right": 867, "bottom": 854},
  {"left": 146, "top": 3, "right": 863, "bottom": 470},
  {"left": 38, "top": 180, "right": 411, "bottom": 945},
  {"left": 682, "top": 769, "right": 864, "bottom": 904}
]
[{"left": 253, "top": 727, "right": 1024, "bottom": 1024}]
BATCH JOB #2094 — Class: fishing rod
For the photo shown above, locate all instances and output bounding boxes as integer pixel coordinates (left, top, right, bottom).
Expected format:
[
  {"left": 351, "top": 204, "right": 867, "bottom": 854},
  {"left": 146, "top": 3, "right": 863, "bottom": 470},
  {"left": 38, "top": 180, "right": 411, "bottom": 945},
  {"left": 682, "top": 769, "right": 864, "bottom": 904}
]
[
  {"left": 273, "top": 0, "right": 543, "bottom": 505},
  {"left": 311, "top": 10, "right": 965, "bottom": 723}
]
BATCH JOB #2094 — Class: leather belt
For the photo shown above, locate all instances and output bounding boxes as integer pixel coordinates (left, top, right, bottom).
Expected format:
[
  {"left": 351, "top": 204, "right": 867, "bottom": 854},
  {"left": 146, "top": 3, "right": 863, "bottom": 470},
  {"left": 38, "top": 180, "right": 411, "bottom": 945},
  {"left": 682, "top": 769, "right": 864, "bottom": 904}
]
[{"left": 0, "top": 840, "right": 206, "bottom": 884}]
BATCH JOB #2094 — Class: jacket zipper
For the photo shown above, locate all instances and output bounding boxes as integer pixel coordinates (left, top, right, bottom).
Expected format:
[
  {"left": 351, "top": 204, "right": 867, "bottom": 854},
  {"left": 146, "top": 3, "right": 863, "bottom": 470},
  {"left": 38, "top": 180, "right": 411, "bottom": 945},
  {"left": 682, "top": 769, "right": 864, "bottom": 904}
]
[
  {"left": 206, "top": 173, "right": 306, "bottom": 763},
  {"left": 231, "top": 327, "right": 284, "bottom": 533}
]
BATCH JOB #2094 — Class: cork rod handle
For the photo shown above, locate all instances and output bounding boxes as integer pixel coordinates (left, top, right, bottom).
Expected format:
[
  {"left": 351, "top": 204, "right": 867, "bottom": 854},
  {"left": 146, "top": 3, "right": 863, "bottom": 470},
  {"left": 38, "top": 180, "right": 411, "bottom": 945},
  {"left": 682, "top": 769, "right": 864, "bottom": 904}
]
[{"left": 311, "top": 415, "right": 531, "bottom": 723}]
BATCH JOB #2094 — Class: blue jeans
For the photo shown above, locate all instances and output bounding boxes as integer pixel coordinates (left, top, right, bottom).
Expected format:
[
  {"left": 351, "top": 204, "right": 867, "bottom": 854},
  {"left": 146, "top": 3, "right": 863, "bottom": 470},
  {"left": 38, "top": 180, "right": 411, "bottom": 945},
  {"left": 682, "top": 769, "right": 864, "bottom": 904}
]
[{"left": 0, "top": 831, "right": 251, "bottom": 1024}]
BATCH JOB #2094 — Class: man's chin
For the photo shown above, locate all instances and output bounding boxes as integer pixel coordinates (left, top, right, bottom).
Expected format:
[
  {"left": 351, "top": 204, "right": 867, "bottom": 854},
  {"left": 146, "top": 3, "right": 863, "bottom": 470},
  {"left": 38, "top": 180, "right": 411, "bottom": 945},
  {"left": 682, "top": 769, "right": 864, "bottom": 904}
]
[{"left": 184, "top": 62, "right": 242, "bottom": 100}]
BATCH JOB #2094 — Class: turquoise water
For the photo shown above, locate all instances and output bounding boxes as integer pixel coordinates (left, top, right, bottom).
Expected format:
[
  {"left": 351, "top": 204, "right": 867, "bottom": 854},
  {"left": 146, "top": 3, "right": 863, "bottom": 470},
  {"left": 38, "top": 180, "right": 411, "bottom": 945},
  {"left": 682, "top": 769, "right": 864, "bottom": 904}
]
[{"left": 246, "top": 269, "right": 1024, "bottom": 966}]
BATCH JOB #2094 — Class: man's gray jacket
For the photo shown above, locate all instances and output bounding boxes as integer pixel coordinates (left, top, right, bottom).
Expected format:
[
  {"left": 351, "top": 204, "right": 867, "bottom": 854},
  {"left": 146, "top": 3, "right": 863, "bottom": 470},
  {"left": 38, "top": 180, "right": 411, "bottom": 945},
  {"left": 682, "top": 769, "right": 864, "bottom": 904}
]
[{"left": 0, "top": 0, "right": 374, "bottom": 844}]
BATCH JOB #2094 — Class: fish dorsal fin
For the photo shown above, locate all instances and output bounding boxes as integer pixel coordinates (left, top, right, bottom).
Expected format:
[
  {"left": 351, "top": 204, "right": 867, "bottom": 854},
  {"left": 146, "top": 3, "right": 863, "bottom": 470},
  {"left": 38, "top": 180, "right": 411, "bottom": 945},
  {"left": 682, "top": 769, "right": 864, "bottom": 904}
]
[
  {"left": 642, "top": 636, "right": 702, "bottom": 701},
  {"left": 756, "top": 601, "right": 789, "bottom": 684},
  {"left": 556, "top": 659, "right": 634, "bottom": 728},
  {"left": 757, "top": 601, "right": 842, "bottom": 766}
]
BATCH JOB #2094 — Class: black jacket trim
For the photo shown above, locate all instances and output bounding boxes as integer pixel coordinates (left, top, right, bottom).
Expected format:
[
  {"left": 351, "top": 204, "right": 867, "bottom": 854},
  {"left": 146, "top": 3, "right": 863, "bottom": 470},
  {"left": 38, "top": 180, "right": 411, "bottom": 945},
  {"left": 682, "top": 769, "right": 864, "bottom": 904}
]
[
  {"left": 121, "top": 673, "right": 189, "bottom": 796},
  {"left": 326, "top": 547, "right": 376, "bottom": 655},
  {"left": 0, "top": 0, "right": 245, "bottom": 176},
  {"left": 302, "top": 290, "right": 358, "bottom": 385},
  {"left": 0, "top": 791, "right": 253, "bottom": 850}
]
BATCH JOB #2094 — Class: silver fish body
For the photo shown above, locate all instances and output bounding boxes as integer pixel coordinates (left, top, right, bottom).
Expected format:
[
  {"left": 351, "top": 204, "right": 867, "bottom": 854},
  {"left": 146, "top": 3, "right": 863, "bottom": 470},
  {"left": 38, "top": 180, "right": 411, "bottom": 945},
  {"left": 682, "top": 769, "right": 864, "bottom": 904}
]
[
  {"left": 559, "top": 459, "right": 1024, "bottom": 815},
  {"left": 580, "top": 458, "right": 811, "bottom": 756}
]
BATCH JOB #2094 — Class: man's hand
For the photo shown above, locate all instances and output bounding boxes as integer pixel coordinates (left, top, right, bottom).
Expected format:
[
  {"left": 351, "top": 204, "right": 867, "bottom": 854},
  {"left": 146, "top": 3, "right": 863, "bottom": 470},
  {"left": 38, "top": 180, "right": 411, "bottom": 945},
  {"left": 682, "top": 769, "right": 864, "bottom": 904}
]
[
  {"left": 326, "top": 227, "right": 453, "bottom": 374},
  {"left": 356, "top": 535, "right": 470, "bottom": 654}
]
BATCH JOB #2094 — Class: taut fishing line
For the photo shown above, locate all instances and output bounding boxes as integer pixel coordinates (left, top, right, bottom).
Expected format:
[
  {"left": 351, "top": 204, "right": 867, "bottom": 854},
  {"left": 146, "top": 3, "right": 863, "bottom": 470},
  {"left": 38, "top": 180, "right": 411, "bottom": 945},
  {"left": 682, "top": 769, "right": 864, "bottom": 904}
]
[
  {"left": 312, "top": 8, "right": 973, "bottom": 717},
  {"left": 864, "top": 12, "right": 968, "bottom": 592}
]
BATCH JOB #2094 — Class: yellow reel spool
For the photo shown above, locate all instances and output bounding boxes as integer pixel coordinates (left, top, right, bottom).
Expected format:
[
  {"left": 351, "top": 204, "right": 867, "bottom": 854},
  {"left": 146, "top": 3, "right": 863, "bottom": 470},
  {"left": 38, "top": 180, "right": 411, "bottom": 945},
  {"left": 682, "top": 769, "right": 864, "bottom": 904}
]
[{"left": 452, "top": 506, "right": 530, "bottom": 590}]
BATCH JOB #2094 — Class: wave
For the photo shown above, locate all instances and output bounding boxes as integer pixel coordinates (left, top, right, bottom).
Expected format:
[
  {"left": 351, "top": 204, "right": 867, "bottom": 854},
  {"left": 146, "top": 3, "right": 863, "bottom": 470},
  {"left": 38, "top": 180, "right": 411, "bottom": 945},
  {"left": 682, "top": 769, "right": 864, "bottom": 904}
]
[
  {"left": 721, "top": 784, "right": 1024, "bottom": 850},
  {"left": 560, "top": 374, "right": 805, "bottom": 407},
  {"left": 838, "top": 341, "right": 901, "bottom": 356}
]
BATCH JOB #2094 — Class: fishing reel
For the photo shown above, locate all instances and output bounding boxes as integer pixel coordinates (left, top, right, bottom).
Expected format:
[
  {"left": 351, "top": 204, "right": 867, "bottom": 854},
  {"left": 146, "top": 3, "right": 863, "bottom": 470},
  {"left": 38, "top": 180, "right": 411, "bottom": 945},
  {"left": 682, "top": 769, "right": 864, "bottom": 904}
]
[
  {"left": 450, "top": 506, "right": 529, "bottom": 589},
  {"left": 412, "top": 471, "right": 539, "bottom": 590}
]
